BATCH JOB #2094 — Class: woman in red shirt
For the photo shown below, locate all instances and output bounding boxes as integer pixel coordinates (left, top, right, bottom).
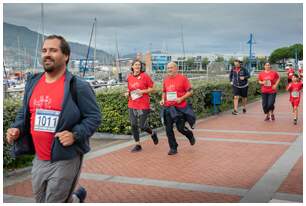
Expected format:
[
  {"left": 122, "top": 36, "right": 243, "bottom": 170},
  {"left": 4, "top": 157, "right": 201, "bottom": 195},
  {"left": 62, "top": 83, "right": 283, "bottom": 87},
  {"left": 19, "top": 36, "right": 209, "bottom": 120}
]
[
  {"left": 125, "top": 60, "right": 158, "bottom": 152},
  {"left": 258, "top": 62, "right": 280, "bottom": 121},
  {"left": 286, "top": 73, "right": 303, "bottom": 125}
]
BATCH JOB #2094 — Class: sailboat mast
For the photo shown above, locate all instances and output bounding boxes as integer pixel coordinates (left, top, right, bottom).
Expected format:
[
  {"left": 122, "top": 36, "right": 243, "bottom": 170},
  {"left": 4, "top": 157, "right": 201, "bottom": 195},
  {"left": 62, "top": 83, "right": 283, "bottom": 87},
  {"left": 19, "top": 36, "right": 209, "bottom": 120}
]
[
  {"left": 41, "top": 4, "right": 44, "bottom": 42},
  {"left": 83, "top": 18, "right": 96, "bottom": 77},
  {"left": 93, "top": 18, "right": 97, "bottom": 75}
]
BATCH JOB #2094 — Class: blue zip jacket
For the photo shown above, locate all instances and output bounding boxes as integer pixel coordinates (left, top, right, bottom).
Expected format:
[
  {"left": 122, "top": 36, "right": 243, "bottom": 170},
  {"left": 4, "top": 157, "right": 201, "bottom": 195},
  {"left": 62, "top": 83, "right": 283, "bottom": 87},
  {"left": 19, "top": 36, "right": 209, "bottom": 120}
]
[
  {"left": 11, "top": 71, "right": 101, "bottom": 162},
  {"left": 229, "top": 67, "right": 250, "bottom": 88}
]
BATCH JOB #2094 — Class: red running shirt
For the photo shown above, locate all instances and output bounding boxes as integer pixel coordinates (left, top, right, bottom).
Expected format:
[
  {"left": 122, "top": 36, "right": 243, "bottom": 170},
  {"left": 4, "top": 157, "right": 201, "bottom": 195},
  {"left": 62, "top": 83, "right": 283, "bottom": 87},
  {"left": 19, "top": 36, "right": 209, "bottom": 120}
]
[
  {"left": 29, "top": 73, "right": 65, "bottom": 160},
  {"left": 258, "top": 70, "right": 280, "bottom": 94},
  {"left": 163, "top": 74, "right": 191, "bottom": 108},
  {"left": 127, "top": 72, "right": 154, "bottom": 110},
  {"left": 287, "top": 82, "right": 303, "bottom": 102}
]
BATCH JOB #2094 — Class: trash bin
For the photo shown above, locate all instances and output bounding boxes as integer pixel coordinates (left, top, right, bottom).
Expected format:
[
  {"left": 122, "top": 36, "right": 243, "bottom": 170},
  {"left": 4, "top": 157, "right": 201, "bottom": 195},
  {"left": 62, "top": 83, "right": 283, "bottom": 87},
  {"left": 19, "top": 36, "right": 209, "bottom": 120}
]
[
  {"left": 211, "top": 90, "right": 222, "bottom": 114},
  {"left": 211, "top": 90, "right": 222, "bottom": 105}
]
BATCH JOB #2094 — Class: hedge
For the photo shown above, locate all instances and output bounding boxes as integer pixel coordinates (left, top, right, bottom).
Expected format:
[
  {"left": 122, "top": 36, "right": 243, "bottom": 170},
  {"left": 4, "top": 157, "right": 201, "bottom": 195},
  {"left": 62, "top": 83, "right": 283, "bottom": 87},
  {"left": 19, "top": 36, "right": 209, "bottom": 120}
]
[{"left": 3, "top": 76, "right": 287, "bottom": 169}]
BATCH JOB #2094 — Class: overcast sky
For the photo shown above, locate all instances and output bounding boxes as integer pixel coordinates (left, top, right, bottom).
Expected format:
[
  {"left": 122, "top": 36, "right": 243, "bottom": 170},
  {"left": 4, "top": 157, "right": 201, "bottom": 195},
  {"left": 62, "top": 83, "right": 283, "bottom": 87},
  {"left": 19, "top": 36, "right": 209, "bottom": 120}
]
[{"left": 4, "top": 3, "right": 303, "bottom": 56}]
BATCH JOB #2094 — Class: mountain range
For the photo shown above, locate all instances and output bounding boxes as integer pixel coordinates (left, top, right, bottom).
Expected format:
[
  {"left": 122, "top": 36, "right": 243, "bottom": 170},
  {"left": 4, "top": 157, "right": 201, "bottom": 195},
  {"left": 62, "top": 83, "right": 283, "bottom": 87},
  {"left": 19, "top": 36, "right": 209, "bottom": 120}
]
[{"left": 4, "top": 22, "right": 114, "bottom": 68}]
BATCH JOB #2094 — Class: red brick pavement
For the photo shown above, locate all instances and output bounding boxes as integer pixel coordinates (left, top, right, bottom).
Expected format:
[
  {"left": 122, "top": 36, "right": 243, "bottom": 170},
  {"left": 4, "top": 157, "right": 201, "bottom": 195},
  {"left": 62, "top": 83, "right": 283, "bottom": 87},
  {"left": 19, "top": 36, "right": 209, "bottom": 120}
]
[
  {"left": 277, "top": 156, "right": 303, "bottom": 195},
  {"left": 177, "top": 131, "right": 297, "bottom": 142},
  {"left": 82, "top": 139, "right": 288, "bottom": 189},
  {"left": 4, "top": 179, "right": 32, "bottom": 198},
  {"left": 3, "top": 178, "right": 241, "bottom": 202},
  {"left": 78, "top": 179, "right": 241, "bottom": 203},
  {"left": 3, "top": 93, "right": 302, "bottom": 202},
  {"left": 196, "top": 92, "right": 303, "bottom": 133},
  {"left": 195, "top": 114, "right": 302, "bottom": 134}
]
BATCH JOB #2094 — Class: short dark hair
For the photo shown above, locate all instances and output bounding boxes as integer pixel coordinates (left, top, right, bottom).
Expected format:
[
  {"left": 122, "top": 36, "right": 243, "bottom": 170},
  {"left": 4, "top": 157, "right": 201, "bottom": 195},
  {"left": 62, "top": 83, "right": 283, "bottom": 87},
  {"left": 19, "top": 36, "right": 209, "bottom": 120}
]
[{"left": 44, "top": 35, "right": 70, "bottom": 65}]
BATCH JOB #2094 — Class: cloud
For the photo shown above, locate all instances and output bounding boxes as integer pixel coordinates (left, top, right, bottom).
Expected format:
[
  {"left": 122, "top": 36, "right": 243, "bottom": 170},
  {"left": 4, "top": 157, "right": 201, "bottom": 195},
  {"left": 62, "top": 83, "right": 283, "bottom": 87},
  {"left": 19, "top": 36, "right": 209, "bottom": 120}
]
[{"left": 4, "top": 3, "right": 302, "bottom": 55}]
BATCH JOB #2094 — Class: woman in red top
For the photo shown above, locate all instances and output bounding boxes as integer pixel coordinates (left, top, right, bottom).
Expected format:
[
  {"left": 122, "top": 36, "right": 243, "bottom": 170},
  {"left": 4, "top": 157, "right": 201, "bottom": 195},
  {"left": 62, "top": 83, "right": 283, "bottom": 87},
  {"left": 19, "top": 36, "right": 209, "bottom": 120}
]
[
  {"left": 286, "top": 73, "right": 303, "bottom": 125},
  {"left": 125, "top": 60, "right": 158, "bottom": 152},
  {"left": 258, "top": 62, "right": 280, "bottom": 121}
]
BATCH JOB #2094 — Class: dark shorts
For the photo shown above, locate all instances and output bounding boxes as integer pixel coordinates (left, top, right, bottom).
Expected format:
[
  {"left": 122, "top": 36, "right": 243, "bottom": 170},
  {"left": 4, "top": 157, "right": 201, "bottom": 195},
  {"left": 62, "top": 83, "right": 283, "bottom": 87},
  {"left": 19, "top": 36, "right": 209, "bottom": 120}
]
[{"left": 232, "top": 86, "right": 248, "bottom": 98}]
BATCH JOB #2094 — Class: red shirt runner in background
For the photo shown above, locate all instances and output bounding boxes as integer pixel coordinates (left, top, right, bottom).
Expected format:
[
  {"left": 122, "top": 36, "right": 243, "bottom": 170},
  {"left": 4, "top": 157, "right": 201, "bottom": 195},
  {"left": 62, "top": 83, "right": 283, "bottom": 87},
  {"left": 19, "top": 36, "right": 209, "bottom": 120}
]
[
  {"left": 298, "top": 68, "right": 303, "bottom": 79},
  {"left": 287, "top": 67, "right": 295, "bottom": 80},
  {"left": 127, "top": 72, "right": 154, "bottom": 110},
  {"left": 163, "top": 73, "right": 191, "bottom": 108},
  {"left": 258, "top": 70, "right": 280, "bottom": 94},
  {"left": 29, "top": 74, "right": 65, "bottom": 160},
  {"left": 287, "top": 82, "right": 303, "bottom": 107}
]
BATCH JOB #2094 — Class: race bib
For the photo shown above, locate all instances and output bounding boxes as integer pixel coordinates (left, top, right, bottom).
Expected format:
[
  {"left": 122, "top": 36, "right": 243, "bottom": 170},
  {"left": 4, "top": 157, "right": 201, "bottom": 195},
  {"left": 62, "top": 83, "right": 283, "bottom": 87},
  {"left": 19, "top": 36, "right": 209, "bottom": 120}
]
[
  {"left": 34, "top": 109, "right": 60, "bottom": 132},
  {"left": 130, "top": 90, "right": 142, "bottom": 100},
  {"left": 167, "top": 92, "right": 177, "bottom": 101},
  {"left": 264, "top": 80, "right": 271, "bottom": 87},
  {"left": 292, "top": 91, "right": 299, "bottom": 98}
]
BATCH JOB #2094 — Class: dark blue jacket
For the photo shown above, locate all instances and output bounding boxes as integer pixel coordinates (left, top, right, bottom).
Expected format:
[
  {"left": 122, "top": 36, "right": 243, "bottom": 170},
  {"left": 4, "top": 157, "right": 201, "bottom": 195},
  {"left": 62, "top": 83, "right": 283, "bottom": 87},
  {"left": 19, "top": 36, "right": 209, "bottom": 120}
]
[
  {"left": 229, "top": 67, "right": 250, "bottom": 88},
  {"left": 12, "top": 71, "right": 101, "bottom": 162},
  {"left": 160, "top": 104, "right": 196, "bottom": 129}
]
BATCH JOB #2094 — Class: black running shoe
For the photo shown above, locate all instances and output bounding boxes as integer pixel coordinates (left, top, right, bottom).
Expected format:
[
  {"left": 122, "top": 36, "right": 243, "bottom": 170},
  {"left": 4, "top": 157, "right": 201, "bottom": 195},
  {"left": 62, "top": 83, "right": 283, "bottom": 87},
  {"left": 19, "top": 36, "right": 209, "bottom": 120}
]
[
  {"left": 243, "top": 108, "right": 246, "bottom": 114},
  {"left": 189, "top": 136, "right": 196, "bottom": 146},
  {"left": 131, "top": 144, "right": 142, "bottom": 152},
  {"left": 294, "top": 119, "right": 297, "bottom": 125},
  {"left": 271, "top": 114, "right": 275, "bottom": 121},
  {"left": 151, "top": 131, "right": 158, "bottom": 145},
  {"left": 168, "top": 149, "right": 177, "bottom": 155},
  {"left": 73, "top": 186, "right": 87, "bottom": 203}
]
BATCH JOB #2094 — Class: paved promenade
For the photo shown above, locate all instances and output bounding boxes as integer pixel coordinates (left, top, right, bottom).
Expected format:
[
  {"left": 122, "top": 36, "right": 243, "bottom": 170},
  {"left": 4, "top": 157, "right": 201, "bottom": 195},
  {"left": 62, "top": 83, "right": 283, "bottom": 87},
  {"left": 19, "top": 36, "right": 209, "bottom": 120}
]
[{"left": 4, "top": 93, "right": 303, "bottom": 203}]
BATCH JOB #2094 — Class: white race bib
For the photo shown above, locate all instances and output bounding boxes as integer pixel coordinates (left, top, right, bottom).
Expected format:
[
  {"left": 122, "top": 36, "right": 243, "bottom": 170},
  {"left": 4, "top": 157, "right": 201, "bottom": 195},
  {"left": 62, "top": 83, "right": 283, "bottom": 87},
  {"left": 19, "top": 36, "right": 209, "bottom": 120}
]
[
  {"left": 34, "top": 109, "right": 60, "bottom": 132},
  {"left": 292, "top": 91, "right": 299, "bottom": 98},
  {"left": 130, "top": 90, "right": 142, "bottom": 100},
  {"left": 166, "top": 92, "right": 177, "bottom": 101},
  {"left": 264, "top": 80, "right": 271, "bottom": 87}
]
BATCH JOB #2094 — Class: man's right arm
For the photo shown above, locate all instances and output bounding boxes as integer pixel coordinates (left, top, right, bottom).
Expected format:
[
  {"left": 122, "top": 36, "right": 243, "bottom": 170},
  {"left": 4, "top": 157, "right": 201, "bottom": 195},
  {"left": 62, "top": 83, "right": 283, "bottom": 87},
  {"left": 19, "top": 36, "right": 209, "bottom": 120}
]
[{"left": 6, "top": 104, "right": 25, "bottom": 144}]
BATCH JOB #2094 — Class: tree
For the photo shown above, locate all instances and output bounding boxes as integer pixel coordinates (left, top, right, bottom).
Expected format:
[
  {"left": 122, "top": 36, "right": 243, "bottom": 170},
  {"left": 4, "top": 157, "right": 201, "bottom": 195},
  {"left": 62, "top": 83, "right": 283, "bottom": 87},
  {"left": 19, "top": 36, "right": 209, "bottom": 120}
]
[
  {"left": 201, "top": 57, "right": 209, "bottom": 70},
  {"left": 228, "top": 56, "right": 235, "bottom": 66},
  {"left": 288, "top": 44, "right": 303, "bottom": 60},
  {"left": 269, "top": 44, "right": 303, "bottom": 64},
  {"left": 215, "top": 56, "right": 224, "bottom": 62},
  {"left": 186, "top": 57, "right": 195, "bottom": 70}
]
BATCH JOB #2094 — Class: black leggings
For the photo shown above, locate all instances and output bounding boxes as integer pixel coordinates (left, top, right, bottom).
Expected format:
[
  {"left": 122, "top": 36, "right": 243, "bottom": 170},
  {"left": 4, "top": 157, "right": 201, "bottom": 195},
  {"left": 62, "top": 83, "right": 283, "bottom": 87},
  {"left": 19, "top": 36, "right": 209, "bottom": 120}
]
[
  {"left": 128, "top": 108, "right": 152, "bottom": 142},
  {"left": 262, "top": 93, "right": 277, "bottom": 114},
  {"left": 164, "top": 109, "right": 194, "bottom": 150}
]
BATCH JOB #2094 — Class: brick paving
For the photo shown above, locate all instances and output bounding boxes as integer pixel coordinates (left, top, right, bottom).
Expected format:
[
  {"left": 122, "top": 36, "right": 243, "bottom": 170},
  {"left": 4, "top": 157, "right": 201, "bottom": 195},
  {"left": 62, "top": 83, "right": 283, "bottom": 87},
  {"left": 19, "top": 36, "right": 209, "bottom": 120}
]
[
  {"left": 178, "top": 131, "right": 297, "bottom": 142},
  {"left": 82, "top": 139, "right": 288, "bottom": 188},
  {"left": 277, "top": 156, "right": 303, "bottom": 195},
  {"left": 3, "top": 93, "right": 303, "bottom": 203}
]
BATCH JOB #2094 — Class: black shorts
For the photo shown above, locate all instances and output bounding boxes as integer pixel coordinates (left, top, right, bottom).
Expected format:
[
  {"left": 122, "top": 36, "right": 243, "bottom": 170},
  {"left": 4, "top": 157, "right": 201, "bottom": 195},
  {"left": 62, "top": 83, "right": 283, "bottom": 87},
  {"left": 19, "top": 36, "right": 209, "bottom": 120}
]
[{"left": 232, "top": 86, "right": 248, "bottom": 98}]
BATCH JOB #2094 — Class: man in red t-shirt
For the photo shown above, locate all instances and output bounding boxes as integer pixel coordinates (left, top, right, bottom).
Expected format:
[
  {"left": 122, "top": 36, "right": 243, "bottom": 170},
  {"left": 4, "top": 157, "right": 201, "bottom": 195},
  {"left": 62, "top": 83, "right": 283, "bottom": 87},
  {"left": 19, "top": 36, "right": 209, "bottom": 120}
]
[
  {"left": 286, "top": 73, "right": 303, "bottom": 124},
  {"left": 6, "top": 35, "right": 101, "bottom": 203},
  {"left": 160, "top": 62, "right": 196, "bottom": 155}
]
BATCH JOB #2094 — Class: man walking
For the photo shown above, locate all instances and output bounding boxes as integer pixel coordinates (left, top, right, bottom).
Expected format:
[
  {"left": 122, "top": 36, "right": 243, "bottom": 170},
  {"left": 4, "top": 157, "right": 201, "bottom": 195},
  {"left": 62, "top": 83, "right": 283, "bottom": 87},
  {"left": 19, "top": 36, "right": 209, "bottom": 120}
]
[
  {"left": 229, "top": 59, "right": 250, "bottom": 115},
  {"left": 6, "top": 35, "right": 101, "bottom": 203}
]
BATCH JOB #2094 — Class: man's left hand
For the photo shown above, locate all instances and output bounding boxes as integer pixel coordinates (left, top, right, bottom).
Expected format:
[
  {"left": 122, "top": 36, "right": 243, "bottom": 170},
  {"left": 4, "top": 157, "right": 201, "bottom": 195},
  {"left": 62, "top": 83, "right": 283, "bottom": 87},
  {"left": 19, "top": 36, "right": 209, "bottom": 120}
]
[
  {"left": 176, "top": 97, "right": 183, "bottom": 104},
  {"left": 55, "top": 130, "right": 75, "bottom": 146},
  {"left": 272, "top": 85, "right": 277, "bottom": 90}
]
